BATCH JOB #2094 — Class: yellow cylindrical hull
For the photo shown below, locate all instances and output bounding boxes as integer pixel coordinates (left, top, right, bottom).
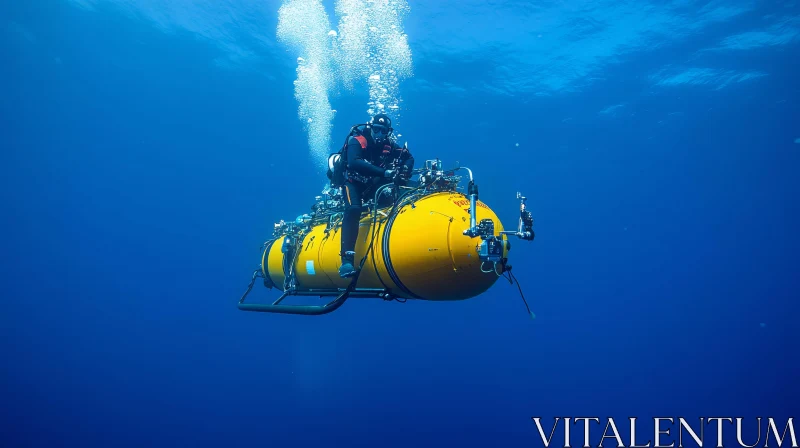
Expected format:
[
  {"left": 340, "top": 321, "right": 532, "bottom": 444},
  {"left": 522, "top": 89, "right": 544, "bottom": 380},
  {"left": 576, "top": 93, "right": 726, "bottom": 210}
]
[{"left": 263, "top": 191, "right": 508, "bottom": 301}]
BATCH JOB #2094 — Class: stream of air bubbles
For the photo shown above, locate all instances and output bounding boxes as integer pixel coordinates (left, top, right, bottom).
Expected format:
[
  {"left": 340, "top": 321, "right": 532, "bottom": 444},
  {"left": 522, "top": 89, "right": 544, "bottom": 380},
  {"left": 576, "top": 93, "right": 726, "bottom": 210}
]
[{"left": 277, "top": 0, "right": 413, "bottom": 172}]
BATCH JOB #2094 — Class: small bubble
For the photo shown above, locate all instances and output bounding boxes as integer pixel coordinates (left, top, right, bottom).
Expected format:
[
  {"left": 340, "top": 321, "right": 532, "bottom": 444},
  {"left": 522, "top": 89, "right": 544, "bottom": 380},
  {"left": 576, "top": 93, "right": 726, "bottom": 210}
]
[
  {"left": 760, "top": 323, "right": 766, "bottom": 328},
  {"left": 794, "top": 138, "right": 800, "bottom": 144},
  {"left": 515, "top": 143, "right": 519, "bottom": 147}
]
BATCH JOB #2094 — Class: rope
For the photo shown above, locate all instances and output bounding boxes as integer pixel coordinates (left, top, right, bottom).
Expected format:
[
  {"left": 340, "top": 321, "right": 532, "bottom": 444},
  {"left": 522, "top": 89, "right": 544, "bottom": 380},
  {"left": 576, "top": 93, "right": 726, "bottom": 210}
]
[{"left": 506, "top": 267, "right": 535, "bottom": 320}]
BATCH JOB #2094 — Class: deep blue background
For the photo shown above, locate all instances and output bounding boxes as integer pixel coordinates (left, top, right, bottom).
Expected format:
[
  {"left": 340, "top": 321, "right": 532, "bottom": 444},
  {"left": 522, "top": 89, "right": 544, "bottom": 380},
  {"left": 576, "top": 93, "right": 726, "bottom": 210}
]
[{"left": 2, "top": 1, "right": 798, "bottom": 447}]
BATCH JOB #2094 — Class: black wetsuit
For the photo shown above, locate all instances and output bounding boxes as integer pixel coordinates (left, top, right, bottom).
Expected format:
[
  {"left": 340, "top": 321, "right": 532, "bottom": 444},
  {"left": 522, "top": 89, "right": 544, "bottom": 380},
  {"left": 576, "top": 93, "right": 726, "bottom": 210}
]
[{"left": 340, "top": 132, "right": 414, "bottom": 258}]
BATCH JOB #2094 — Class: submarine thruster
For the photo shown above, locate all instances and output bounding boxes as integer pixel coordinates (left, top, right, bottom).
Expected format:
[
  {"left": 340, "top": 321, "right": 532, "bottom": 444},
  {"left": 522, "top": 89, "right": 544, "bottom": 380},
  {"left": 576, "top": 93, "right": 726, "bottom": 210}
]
[{"left": 238, "top": 159, "right": 536, "bottom": 316}]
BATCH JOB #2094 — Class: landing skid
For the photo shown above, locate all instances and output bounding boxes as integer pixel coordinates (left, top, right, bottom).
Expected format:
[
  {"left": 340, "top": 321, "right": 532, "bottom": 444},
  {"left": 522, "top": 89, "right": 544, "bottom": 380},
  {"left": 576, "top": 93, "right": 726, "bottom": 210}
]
[{"left": 237, "top": 269, "right": 393, "bottom": 315}]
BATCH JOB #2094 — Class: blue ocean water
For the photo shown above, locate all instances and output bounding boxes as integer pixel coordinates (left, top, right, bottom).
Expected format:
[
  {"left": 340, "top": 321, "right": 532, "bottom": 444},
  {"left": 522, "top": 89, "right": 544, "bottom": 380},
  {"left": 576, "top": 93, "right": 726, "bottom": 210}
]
[{"left": 2, "top": 0, "right": 798, "bottom": 447}]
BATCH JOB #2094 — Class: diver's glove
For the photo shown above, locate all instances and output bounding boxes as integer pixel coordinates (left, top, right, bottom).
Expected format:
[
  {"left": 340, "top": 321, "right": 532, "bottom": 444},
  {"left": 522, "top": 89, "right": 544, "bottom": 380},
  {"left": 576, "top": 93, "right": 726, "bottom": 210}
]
[
  {"left": 383, "top": 169, "right": 397, "bottom": 178},
  {"left": 398, "top": 165, "right": 411, "bottom": 179}
]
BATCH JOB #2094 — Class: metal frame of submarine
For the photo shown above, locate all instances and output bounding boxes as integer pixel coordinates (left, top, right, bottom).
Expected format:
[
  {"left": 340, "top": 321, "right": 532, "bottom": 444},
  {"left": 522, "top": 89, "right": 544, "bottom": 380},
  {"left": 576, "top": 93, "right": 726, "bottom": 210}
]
[{"left": 238, "top": 158, "right": 536, "bottom": 316}]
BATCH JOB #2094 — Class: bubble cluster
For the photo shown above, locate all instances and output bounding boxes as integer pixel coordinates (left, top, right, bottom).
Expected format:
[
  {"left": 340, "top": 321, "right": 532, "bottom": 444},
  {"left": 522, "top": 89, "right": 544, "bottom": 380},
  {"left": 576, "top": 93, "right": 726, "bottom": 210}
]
[
  {"left": 277, "top": 0, "right": 337, "bottom": 171},
  {"left": 335, "top": 0, "right": 413, "bottom": 122},
  {"left": 277, "top": 0, "right": 413, "bottom": 169}
]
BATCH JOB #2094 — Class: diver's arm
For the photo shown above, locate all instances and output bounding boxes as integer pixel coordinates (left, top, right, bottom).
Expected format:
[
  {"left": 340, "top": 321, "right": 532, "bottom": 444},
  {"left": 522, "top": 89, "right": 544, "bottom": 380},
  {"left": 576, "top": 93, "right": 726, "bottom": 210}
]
[
  {"left": 403, "top": 155, "right": 414, "bottom": 172},
  {"left": 398, "top": 142, "right": 414, "bottom": 173},
  {"left": 347, "top": 137, "right": 385, "bottom": 177}
]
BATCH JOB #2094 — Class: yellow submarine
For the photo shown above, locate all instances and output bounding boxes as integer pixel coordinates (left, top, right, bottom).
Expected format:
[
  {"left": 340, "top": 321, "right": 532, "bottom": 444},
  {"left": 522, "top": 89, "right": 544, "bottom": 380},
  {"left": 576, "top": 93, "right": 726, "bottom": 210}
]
[{"left": 238, "top": 158, "right": 536, "bottom": 316}]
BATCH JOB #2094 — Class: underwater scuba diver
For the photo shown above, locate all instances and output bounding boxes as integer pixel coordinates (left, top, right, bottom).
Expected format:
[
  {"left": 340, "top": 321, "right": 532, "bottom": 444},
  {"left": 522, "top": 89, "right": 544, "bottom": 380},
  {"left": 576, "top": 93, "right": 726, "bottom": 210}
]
[{"left": 337, "top": 113, "right": 414, "bottom": 278}]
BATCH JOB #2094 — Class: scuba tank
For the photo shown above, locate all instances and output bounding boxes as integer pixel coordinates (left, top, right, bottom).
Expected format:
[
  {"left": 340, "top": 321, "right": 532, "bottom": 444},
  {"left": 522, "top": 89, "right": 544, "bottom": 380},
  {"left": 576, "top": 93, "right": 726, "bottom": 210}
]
[
  {"left": 327, "top": 123, "right": 368, "bottom": 189},
  {"left": 327, "top": 152, "right": 346, "bottom": 189}
]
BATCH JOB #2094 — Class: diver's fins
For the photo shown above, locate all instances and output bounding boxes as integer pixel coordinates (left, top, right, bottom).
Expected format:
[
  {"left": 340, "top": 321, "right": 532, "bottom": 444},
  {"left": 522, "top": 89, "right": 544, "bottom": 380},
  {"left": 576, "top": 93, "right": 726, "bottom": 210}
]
[{"left": 339, "top": 251, "right": 357, "bottom": 278}]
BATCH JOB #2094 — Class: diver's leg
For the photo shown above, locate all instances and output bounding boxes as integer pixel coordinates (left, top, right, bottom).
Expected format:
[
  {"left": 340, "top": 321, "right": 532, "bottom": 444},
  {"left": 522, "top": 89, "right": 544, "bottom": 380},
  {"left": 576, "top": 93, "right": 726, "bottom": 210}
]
[{"left": 339, "top": 180, "right": 363, "bottom": 278}]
